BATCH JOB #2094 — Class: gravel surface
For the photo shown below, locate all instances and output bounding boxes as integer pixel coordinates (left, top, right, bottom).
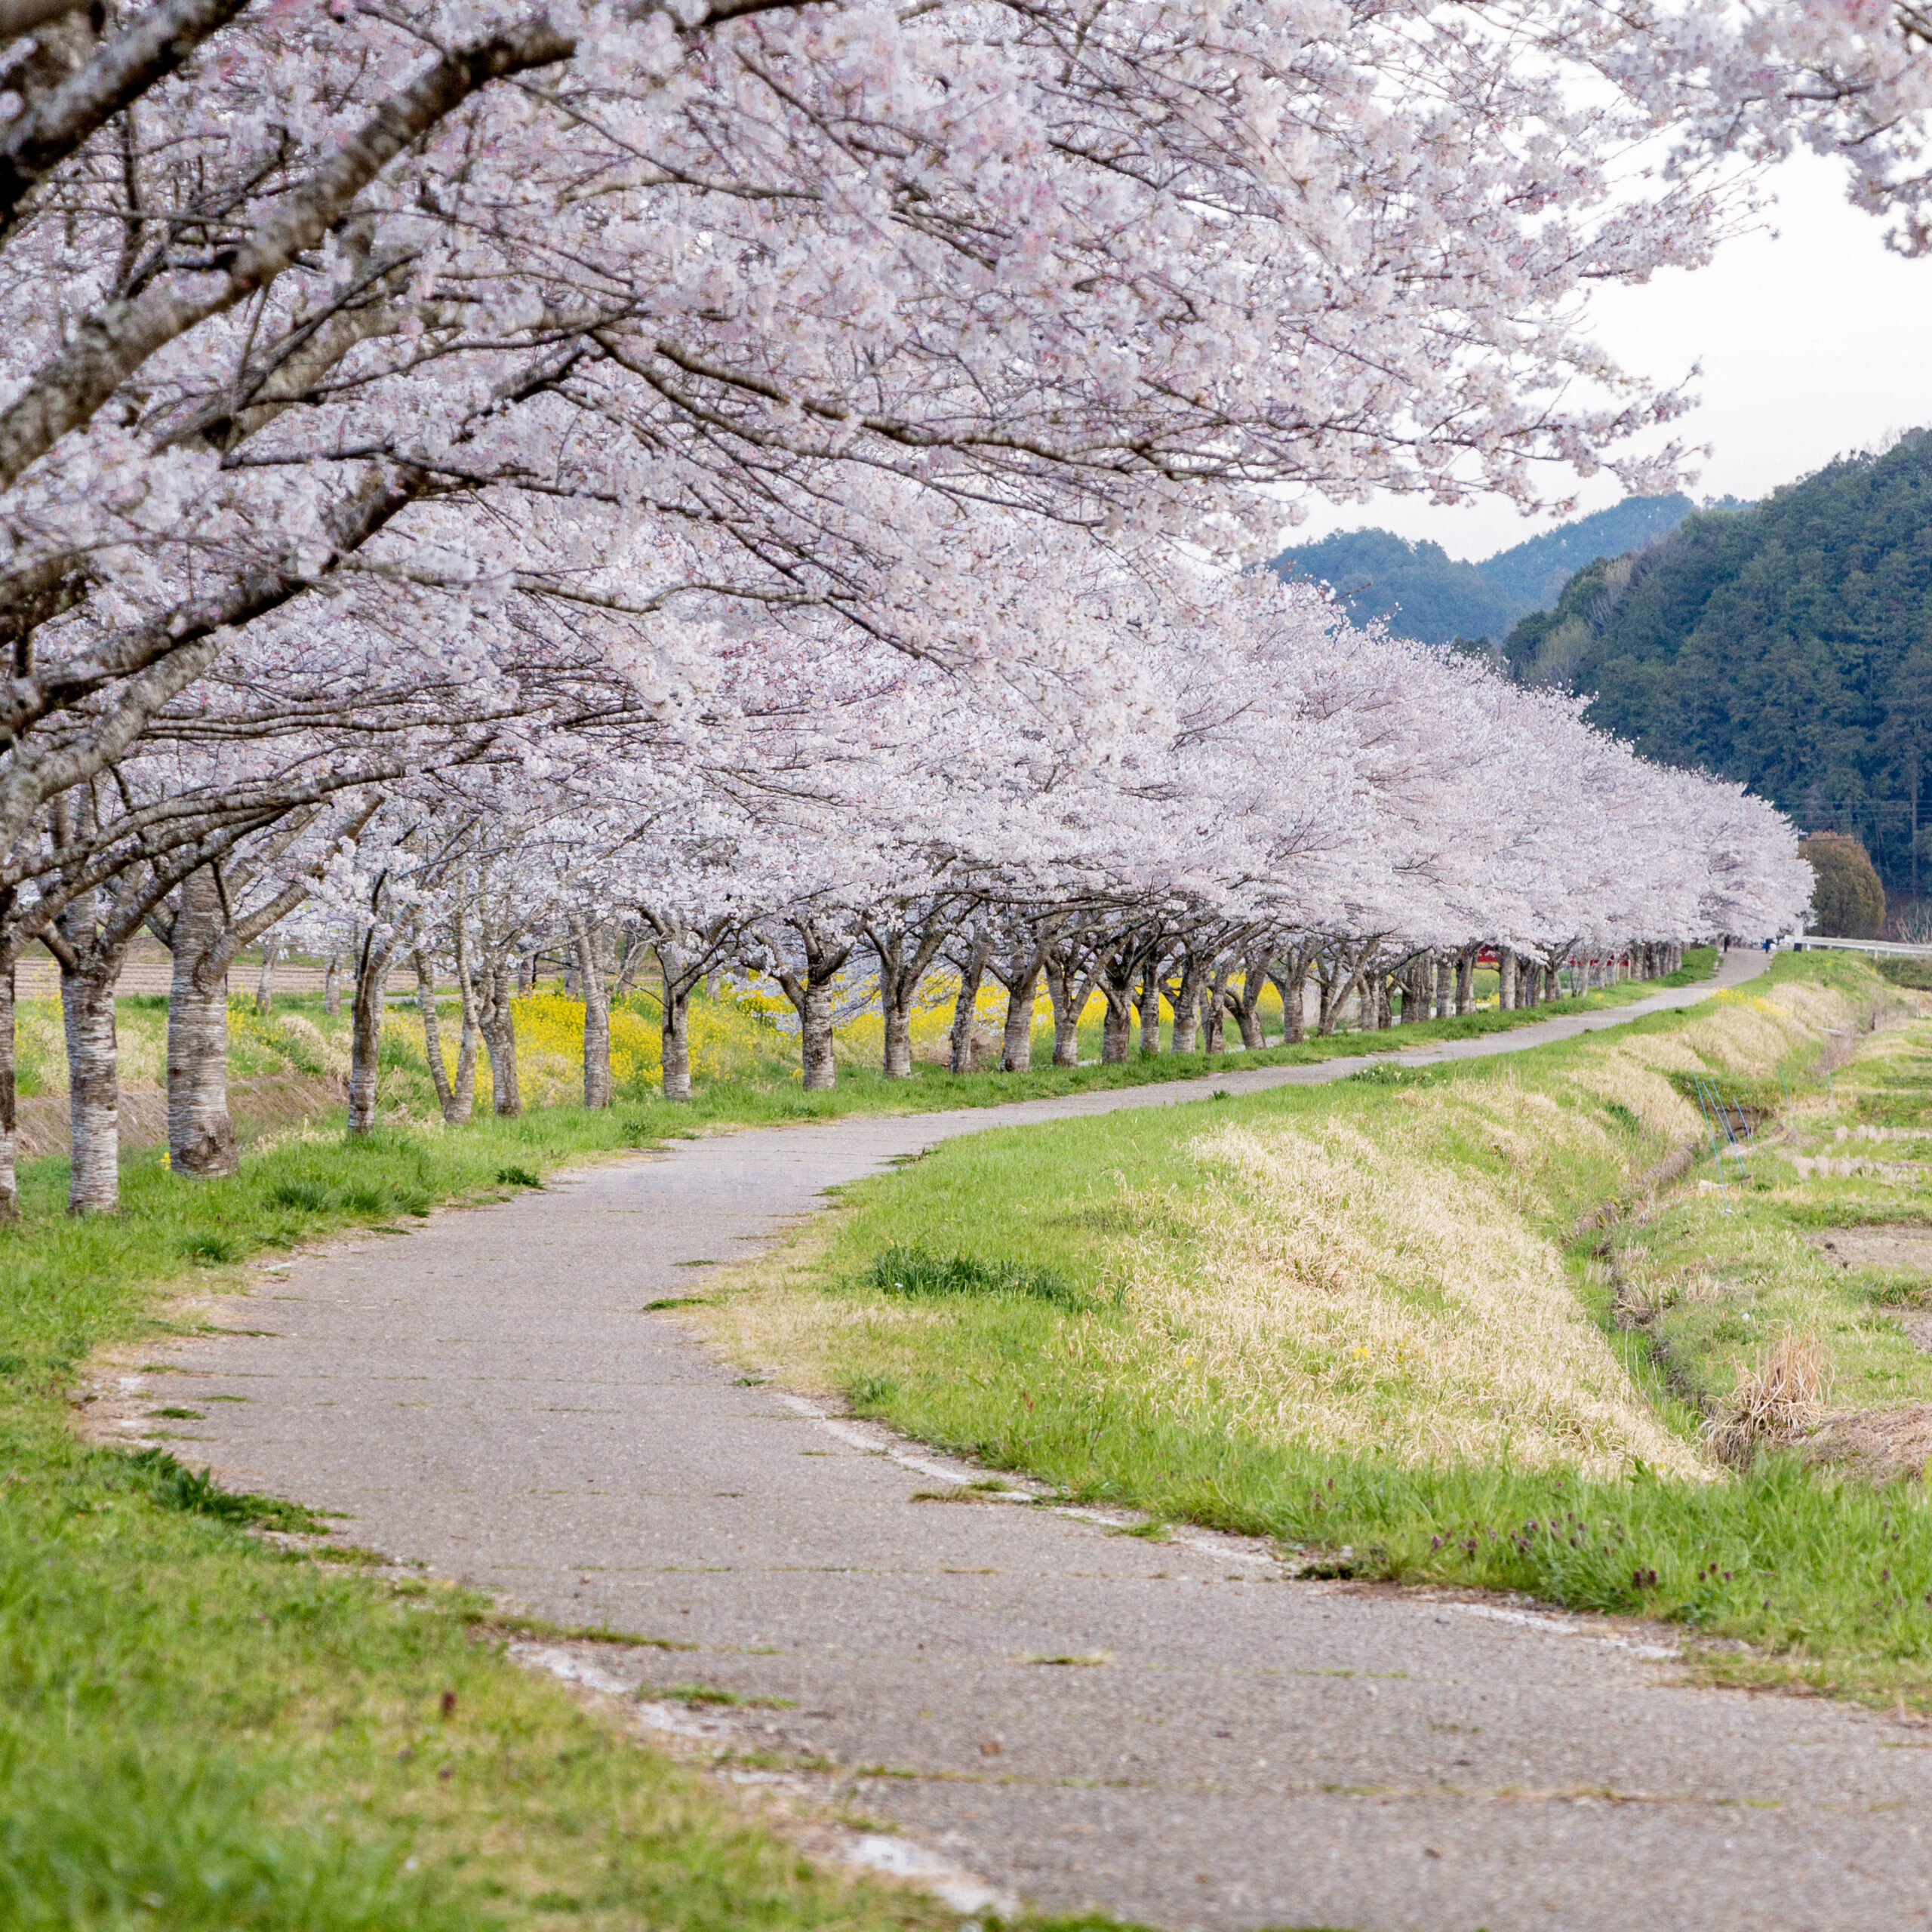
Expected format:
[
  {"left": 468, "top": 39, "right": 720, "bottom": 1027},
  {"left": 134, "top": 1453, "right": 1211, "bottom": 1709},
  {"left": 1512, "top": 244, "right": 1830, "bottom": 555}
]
[{"left": 119, "top": 951, "right": 1932, "bottom": 1931}]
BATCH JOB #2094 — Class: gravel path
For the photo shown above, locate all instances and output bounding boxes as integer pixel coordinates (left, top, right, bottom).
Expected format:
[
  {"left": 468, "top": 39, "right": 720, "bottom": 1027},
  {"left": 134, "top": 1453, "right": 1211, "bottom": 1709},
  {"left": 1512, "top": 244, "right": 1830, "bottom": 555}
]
[{"left": 122, "top": 952, "right": 1932, "bottom": 1930}]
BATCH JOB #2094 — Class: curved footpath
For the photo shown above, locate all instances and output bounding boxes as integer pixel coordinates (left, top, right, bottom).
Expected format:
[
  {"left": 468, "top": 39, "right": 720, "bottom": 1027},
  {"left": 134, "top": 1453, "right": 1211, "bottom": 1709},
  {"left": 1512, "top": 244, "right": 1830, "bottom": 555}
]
[{"left": 122, "top": 951, "right": 1932, "bottom": 1931}]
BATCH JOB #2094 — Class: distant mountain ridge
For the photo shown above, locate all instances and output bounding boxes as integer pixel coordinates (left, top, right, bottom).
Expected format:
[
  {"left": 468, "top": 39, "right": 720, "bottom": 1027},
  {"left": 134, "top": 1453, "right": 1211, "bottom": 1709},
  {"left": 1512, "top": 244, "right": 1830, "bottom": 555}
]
[
  {"left": 1269, "top": 494, "right": 1741, "bottom": 646},
  {"left": 1496, "top": 432, "right": 1932, "bottom": 893}
]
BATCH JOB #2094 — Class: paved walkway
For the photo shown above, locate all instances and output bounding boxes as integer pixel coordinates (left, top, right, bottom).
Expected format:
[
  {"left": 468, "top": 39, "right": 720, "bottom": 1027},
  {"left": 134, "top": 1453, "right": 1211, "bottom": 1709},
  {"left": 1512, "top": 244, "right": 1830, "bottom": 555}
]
[{"left": 125, "top": 952, "right": 1932, "bottom": 1931}]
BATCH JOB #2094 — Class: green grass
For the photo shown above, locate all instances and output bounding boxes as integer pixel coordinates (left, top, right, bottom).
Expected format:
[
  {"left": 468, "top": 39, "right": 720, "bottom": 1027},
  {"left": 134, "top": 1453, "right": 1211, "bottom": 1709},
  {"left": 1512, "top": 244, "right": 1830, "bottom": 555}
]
[
  {"left": 0, "top": 1428, "right": 963, "bottom": 1930},
  {"left": 695, "top": 950, "right": 1932, "bottom": 1709},
  {"left": 0, "top": 940, "right": 1731, "bottom": 1924},
  {"left": 1611, "top": 1000, "right": 1932, "bottom": 1420},
  {"left": 0, "top": 1108, "right": 982, "bottom": 1930}
]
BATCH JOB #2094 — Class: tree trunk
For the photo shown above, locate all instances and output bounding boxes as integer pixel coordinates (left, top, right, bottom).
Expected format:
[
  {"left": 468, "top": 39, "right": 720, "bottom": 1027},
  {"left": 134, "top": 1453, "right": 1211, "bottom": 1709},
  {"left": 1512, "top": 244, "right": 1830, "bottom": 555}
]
[
  {"left": 573, "top": 918, "right": 612, "bottom": 1109},
  {"left": 484, "top": 965, "right": 521, "bottom": 1116},
  {"left": 1202, "top": 971, "right": 1229, "bottom": 1054},
  {"left": 346, "top": 934, "right": 397, "bottom": 1135},
  {"left": 1000, "top": 967, "right": 1040, "bottom": 1072},
  {"left": 448, "top": 916, "right": 478, "bottom": 1124},
  {"left": 166, "top": 869, "right": 238, "bottom": 1178},
  {"left": 1316, "top": 968, "right": 1341, "bottom": 1037},
  {"left": 0, "top": 961, "right": 19, "bottom": 1223},
  {"left": 1497, "top": 946, "right": 1517, "bottom": 1010},
  {"left": 1375, "top": 973, "right": 1392, "bottom": 1029},
  {"left": 662, "top": 982, "right": 694, "bottom": 1101},
  {"left": 1135, "top": 958, "right": 1162, "bottom": 1056},
  {"left": 322, "top": 951, "right": 341, "bottom": 1017},
  {"left": 1269, "top": 964, "right": 1308, "bottom": 1045},
  {"left": 1232, "top": 961, "right": 1267, "bottom": 1049},
  {"left": 949, "top": 926, "right": 992, "bottom": 1075},
  {"left": 1044, "top": 952, "right": 1087, "bottom": 1067},
  {"left": 881, "top": 987, "right": 914, "bottom": 1078},
  {"left": 254, "top": 946, "right": 275, "bottom": 1016},
  {"left": 414, "top": 949, "right": 458, "bottom": 1121},
  {"left": 62, "top": 963, "right": 119, "bottom": 1215},
  {"left": 1097, "top": 943, "right": 1137, "bottom": 1063},
  {"left": 866, "top": 928, "right": 916, "bottom": 1080},
  {"left": 1455, "top": 946, "right": 1476, "bottom": 1016},
  {"left": 1167, "top": 955, "right": 1210, "bottom": 1055},
  {"left": 801, "top": 978, "right": 836, "bottom": 1091}
]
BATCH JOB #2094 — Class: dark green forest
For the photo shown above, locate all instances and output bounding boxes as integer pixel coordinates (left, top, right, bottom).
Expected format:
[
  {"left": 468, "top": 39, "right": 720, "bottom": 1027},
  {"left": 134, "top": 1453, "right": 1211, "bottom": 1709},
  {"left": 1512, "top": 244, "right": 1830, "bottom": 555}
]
[
  {"left": 1503, "top": 433, "right": 1932, "bottom": 892},
  {"left": 1269, "top": 494, "right": 1706, "bottom": 645}
]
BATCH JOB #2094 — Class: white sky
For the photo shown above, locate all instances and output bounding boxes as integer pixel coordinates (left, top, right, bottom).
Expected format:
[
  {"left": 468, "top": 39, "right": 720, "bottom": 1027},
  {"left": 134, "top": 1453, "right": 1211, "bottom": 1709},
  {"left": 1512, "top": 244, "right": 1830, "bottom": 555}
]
[{"left": 1278, "top": 152, "right": 1932, "bottom": 563}]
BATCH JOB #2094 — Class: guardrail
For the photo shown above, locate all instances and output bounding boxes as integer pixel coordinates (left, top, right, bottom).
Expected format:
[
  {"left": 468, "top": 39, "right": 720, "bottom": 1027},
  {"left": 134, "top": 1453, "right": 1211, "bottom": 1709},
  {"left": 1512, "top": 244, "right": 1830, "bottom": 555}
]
[{"left": 1777, "top": 935, "right": 1932, "bottom": 960}]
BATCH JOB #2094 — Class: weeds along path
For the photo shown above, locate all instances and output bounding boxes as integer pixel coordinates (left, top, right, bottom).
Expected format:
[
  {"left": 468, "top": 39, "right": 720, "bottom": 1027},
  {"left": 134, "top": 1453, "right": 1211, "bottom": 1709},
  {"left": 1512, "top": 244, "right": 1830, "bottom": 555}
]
[{"left": 131, "top": 947, "right": 1932, "bottom": 1931}]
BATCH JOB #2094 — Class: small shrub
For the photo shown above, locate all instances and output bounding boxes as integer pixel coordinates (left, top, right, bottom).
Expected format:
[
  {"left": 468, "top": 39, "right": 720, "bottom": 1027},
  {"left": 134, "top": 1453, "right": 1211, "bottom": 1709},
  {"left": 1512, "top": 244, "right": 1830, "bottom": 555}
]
[
  {"left": 860, "top": 1243, "right": 1080, "bottom": 1307},
  {"left": 495, "top": 1165, "right": 542, "bottom": 1189}
]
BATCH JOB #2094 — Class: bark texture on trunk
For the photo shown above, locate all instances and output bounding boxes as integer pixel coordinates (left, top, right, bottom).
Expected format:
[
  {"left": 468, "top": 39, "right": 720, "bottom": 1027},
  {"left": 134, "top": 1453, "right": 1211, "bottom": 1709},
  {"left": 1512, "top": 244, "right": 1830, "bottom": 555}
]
[
  {"left": 254, "top": 946, "right": 275, "bottom": 1016},
  {"left": 1041, "top": 928, "right": 1103, "bottom": 1069},
  {"left": 0, "top": 964, "right": 19, "bottom": 1222},
  {"left": 799, "top": 979, "right": 836, "bottom": 1090},
  {"left": 1134, "top": 958, "right": 1163, "bottom": 1056},
  {"left": 863, "top": 911, "right": 952, "bottom": 1081},
  {"left": 662, "top": 987, "right": 693, "bottom": 1102},
  {"left": 1455, "top": 944, "right": 1477, "bottom": 1016},
  {"left": 167, "top": 963, "right": 234, "bottom": 1175},
  {"left": 414, "top": 949, "right": 458, "bottom": 1121},
  {"left": 1097, "top": 941, "right": 1138, "bottom": 1063},
  {"left": 948, "top": 925, "right": 992, "bottom": 1075},
  {"left": 572, "top": 917, "right": 612, "bottom": 1109},
  {"left": 322, "top": 950, "right": 341, "bottom": 1016},
  {"left": 998, "top": 968, "right": 1039, "bottom": 1072},
  {"left": 165, "top": 869, "right": 238, "bottom": 1177},
  {"left": 62, "top": 963, "right": 119, "bottom": 1214},
  {"left": 1268, "top": 962, "right": 1307, "bottom": 1045},
  {"left": 1164, "top": 952, "right": 1210, "bottom": 1055},
  {"left": 651, "top": 933, "right": 723, "bottom": 1104},
  {"left": 767, "top": 922, "right": 854, "bottom": 1093},
  {"left": 1497, "top": 946, "right": 1518, "bottom": 1010},
  {"left": 1202, "top": 965, "right": 1232, "bottom": 1053},
  {"left": 448, "top": 913, "right": 478, "bottom": 1122},
  {"left": 481, "top": 964, "right": 521, "bottom": 1116},
  {"left": 346, "top": 933, "right": 398, "bottom": 1134},
  {"left": 1232, "top": 956, "right": 1268, "bottom": 1049}
]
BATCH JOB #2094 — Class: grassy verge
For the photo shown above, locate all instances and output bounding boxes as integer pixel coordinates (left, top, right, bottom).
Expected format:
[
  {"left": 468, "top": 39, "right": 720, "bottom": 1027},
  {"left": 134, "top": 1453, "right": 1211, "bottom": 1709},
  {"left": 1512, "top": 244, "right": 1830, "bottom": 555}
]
[
  {"left": 0, "top": 939, "right": 1726, "bottom": 1927},
  {"left": 693, "top": 951, "right": 1932, "bottom": 1708},
  {"left": 1605, "top": 985, "right": 1932, "bottom": 1442},
  {"left": 2, "top": 1111, "right": 994, "bottom": 1930}
]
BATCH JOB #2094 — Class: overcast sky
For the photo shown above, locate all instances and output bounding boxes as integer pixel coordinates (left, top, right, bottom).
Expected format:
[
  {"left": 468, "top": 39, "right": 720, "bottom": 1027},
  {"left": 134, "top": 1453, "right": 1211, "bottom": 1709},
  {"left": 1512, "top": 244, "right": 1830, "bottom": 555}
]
[{"left": 1278, "top": 152, "right": 1932, "bottom": 563}]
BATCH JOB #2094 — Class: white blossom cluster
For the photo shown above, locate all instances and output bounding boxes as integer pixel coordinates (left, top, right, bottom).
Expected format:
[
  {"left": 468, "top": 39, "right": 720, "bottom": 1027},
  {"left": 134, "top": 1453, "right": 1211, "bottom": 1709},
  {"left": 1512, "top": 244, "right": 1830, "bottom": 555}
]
[{"left": 0, "top": 0, "right": 1907, "bottom": 1201}]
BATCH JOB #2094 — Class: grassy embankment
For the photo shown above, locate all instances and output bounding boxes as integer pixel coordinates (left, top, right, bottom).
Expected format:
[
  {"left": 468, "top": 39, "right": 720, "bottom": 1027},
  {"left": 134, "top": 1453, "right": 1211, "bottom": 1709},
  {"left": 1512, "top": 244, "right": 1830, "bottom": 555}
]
[
  {"left": 696, "top": 950, "right": 1932, "bottom": 1709},
  {"left": 0, "top": 950, "right": 1713, "bottom": 1929}
]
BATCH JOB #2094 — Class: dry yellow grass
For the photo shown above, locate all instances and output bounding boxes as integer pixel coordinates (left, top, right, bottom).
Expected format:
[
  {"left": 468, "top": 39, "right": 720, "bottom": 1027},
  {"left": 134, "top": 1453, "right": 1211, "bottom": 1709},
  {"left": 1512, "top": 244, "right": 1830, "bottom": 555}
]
[
  {"left": 693, "top": 974, "right": 1878, "bottom": 1488},
  {"left": 1707, "top": 1332, "right": 1832, "bottom": 1466},
  {"left": 1097, "top": 1116, "right": 1705, "bottom": 1480}
]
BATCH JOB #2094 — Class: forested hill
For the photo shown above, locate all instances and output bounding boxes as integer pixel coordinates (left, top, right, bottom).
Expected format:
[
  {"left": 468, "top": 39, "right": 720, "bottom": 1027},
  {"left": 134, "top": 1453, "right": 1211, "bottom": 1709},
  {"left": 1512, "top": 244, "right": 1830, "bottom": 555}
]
[
  {"left": 1503, "top": 434, "right": 1932, "bottom": 891},
  {"left": 1269, "top": 493, "right": 1704, "bottom": 645}
]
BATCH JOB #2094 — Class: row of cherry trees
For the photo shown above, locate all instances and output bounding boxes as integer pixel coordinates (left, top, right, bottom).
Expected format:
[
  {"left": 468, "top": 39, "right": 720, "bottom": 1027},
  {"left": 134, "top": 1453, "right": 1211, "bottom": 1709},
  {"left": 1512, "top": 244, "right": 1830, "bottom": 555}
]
[
  {"left": 266, "top": 565, "right": 1804, "bottom": 1123},
  {"left": 0, "top": 0, "right": 1916, "bottom": 1212}
]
